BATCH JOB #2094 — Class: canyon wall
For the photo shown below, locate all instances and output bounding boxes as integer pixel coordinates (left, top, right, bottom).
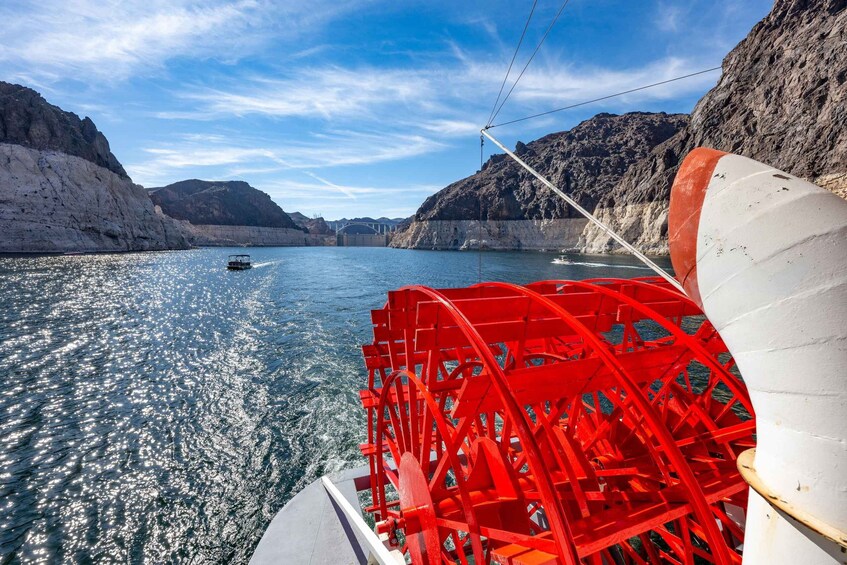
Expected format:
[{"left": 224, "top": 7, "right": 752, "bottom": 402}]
[
  {"left": 581, "top": 0, "right": 847, "bottom": 252},
  {"left": 392, "top": 112, "right": 687, "bottom": 251},
  {"left": 393, "top": 218, "right": 588, "bottom": 250},
  {"left": 0, "top": 143, "right": 188, "bottom": 253},
  {"left": 181, "top": 223, "right": 334, "bottom": 247},
  {"left": 0, "top": 82, "right": 189, "bottom": 253}
]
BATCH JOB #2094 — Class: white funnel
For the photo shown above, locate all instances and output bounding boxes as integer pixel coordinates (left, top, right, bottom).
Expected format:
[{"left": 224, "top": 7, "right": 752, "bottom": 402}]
[{"left": 668, "top": 148, "right": 847, "bottom": 563}]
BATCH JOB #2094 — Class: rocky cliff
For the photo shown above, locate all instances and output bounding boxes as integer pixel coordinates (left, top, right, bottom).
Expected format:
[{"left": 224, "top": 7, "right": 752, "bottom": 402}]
[
  {"left": 0, "top": 82, "right": 189, "bottom": 253},
  {"left": 0, "top": 144, "right": 188, "bottom": 253},
  {"left": 181, "top": 223, "right": 334, "bottom": 246},
  {"left": 392, "top": 112, "right": 687, "bottom": 249},
  {"left": 149, "top": 180, "right": 301, "bottom": 230},
  {"left": 581, "top": 0, "right": 847, "bottom": 252},
  {"left": 0, "top": 82, "right": 127, "bottom": 177},
  {"left": 394, "top": 0, "right": 846, "bottom": 253},
  {"left": 397, "top": 218, "right": 588, "bottom": 251},
  {"left": 289, "top": 211, "right": 334, "bottom": 235}
]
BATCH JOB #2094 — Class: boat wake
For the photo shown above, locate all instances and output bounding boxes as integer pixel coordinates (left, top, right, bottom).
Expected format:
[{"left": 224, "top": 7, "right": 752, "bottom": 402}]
[
  {"left": 556, "top": 261, "right": 651, "bottom": 270},
  {"left": 251, "top": 261, "right": 276, "bottom": 268}
]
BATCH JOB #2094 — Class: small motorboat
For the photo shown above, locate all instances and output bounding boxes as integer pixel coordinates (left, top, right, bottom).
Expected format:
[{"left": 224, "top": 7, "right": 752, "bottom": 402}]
[
  {"left": 227, "top": 254, "right": 252, "bottom": 270},
  {"left": 552, "top": 254, "right": 574, "bottom": 265}
]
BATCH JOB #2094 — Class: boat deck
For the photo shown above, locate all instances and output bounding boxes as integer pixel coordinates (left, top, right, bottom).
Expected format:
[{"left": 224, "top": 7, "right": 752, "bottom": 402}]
[{"left": 249, "top": 466, "right": 372, "bottom": 565}]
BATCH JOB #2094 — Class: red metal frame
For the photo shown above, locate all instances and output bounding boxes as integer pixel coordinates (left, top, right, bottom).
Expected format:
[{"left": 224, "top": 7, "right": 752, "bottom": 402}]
[{"left": 360, "top": 277, "right": 755, "bottom": 564}]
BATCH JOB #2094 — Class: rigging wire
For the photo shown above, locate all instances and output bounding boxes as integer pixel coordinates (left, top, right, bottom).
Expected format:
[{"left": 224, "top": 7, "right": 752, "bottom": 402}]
[
  {"left": 478, "top": 134, "right": 484, "bottom": 282},
  {"left": 486, "top": 0, "right": 539, "bottom": 127},
  {"left": 481, "top": 128, "right": 685, "bottom": 292},
  {"left": 488, "top": 66, "right": 722, "bottom": 129},
  {"left": 477, "top": 1, "right": 711, "bottom": 290},
  {"left": 488, "top": 0, "right": 573, "bottom": 126}
]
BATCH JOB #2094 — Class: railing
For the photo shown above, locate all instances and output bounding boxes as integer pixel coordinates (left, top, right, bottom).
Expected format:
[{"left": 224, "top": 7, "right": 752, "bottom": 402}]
[{"left": 319, "top": 476, "right": 404, "bottom": 565}]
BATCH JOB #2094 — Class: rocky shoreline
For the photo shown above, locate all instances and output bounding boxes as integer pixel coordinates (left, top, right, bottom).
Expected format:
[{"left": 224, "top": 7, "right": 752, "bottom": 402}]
[
  {"left": 392, "top": 218, "right": 588, "bottom": 251},
  {"left": 181, "top": 223, "right": 334, "bottom": 247}
]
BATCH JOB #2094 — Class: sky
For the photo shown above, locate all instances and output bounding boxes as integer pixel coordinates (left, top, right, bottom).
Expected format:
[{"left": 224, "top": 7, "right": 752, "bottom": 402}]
[{"left": 0, "top": 0, "right": 773, "bottom": 220}]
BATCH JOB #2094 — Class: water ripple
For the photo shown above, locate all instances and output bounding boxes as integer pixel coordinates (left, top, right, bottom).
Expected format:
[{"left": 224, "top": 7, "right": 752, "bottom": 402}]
[{"left": 0, "top": 247, "right": 670, "bottom": 563}]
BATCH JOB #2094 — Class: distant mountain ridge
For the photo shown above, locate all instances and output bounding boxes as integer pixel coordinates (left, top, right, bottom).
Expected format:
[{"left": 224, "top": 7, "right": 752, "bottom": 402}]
[{"left": 149, "top": 179, "right": 301, "bottom": 230}]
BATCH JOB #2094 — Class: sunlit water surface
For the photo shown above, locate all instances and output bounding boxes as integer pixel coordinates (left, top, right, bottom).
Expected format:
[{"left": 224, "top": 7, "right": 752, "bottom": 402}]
[{"left": 0, "top": 247, "right": 671, "bottom": 563}]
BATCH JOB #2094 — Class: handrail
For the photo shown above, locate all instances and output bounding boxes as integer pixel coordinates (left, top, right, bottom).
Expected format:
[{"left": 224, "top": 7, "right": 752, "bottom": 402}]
[{"left": 319, "top": 476, "right": 403, "bottom": 565}]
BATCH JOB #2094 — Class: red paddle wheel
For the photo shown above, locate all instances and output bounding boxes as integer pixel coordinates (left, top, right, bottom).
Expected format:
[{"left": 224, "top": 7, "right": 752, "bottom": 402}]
[{"left": 359, "top": 277, "right": 755, "bottom": 564}]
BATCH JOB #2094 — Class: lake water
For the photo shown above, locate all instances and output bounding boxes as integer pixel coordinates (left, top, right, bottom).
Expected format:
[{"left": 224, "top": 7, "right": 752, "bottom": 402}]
[{"left": 0, "top": 247, "right": 671, "bottom": 563}]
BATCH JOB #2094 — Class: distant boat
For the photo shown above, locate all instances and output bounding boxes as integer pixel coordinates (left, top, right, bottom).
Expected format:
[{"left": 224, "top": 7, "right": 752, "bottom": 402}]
[
  {"left": 552, "top": 254, "right": 573, "bottom": 265},
  {"left": 227, "top": 254, "right": 252, "bottom": 270}
]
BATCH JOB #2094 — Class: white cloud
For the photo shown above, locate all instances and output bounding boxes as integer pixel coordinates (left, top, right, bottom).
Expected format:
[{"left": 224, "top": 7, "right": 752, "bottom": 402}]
[
  {"left": 287, "top": 45, "right": 335, "bottom": 61},
  {"left": 257, "top": 179, "right": 438, "bottom": 218},
  {"left": 300, "top": 171, "right": 358, "bottom": 199},
  {"left": 418, "top": 119, "right": 482, "bottom": 136},
  {"left": 655, "top": 4, "right": 685, "bottom": 32},
  {"left": 165, "top": 67, "right": 434, "bottom": 121},
  {"left": 259, "top": 179, "right": 440, "bottom": 200},
  {"left": 0, "top": 1, "right": 257, "bottom": 80},
  {"left": 124, "top": 130, "right": 445, "bottom": 186},
  {"left": 159, "top": 54, "right": 720, "bottom": 132},
  {"left": 0, "top": 0, "right": 370, "bottom": 81},
  {"left": 282, "top": 130, "right": 445, "bottom": 168},
  {"left": 465, "top": 57, "right": 720, "bottom": 116}
]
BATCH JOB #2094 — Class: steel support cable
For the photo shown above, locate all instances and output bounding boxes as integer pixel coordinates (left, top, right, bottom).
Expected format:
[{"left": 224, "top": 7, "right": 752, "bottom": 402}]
[
  {"left": 489, "top": 0, "right": 573, "bottom": 125},
  {"left": 486, "top": 0, "right": 540, "bottom": 127},
  {"left": 481, "top": 128, "right": 684, "bottom": 292},
  {"left": 478, "top": 134, "right": 484, "bottom": 282},
  {"left": 489, "top": 66, "right": 722, "bottom": 128}
]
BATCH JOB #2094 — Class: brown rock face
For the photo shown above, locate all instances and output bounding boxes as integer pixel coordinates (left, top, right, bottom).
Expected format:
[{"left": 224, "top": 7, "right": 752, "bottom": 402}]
[
  {"left": 394, "top": 112, "right": 687, "bottom": 249},
  {"left": 582, "top": 0, "right": 847, "bottom": 252},
  {"left": 420, "top": 112, "right": 686, "bottom": 221},
  {"left": 288, "top": 211, "right": 334, "bottom": 234},
  {"left": 149, "top": 180, "right": 301, "bottom": 230},
  {"left": 304, "top": 217, "right": 333, "bottom": 235},
  {"left": 0, "top": 82, "right": 127, "bottom": 178}
]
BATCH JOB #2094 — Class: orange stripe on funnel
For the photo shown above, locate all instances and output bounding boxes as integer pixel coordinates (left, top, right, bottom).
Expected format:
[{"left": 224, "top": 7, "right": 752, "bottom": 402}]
[{"left": 668, "top": 147, "right": 727, "bottom": 307}]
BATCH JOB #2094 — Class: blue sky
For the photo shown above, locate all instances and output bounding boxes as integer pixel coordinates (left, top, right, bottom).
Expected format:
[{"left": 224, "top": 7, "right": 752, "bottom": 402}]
[{"left": 0, "top": 0, "right": 772, "bottom": 219}]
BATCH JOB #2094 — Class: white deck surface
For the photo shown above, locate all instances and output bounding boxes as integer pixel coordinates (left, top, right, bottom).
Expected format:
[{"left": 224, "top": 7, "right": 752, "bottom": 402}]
[{"left": 249, "top": 466, "right": 371, "bottom": 565}]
